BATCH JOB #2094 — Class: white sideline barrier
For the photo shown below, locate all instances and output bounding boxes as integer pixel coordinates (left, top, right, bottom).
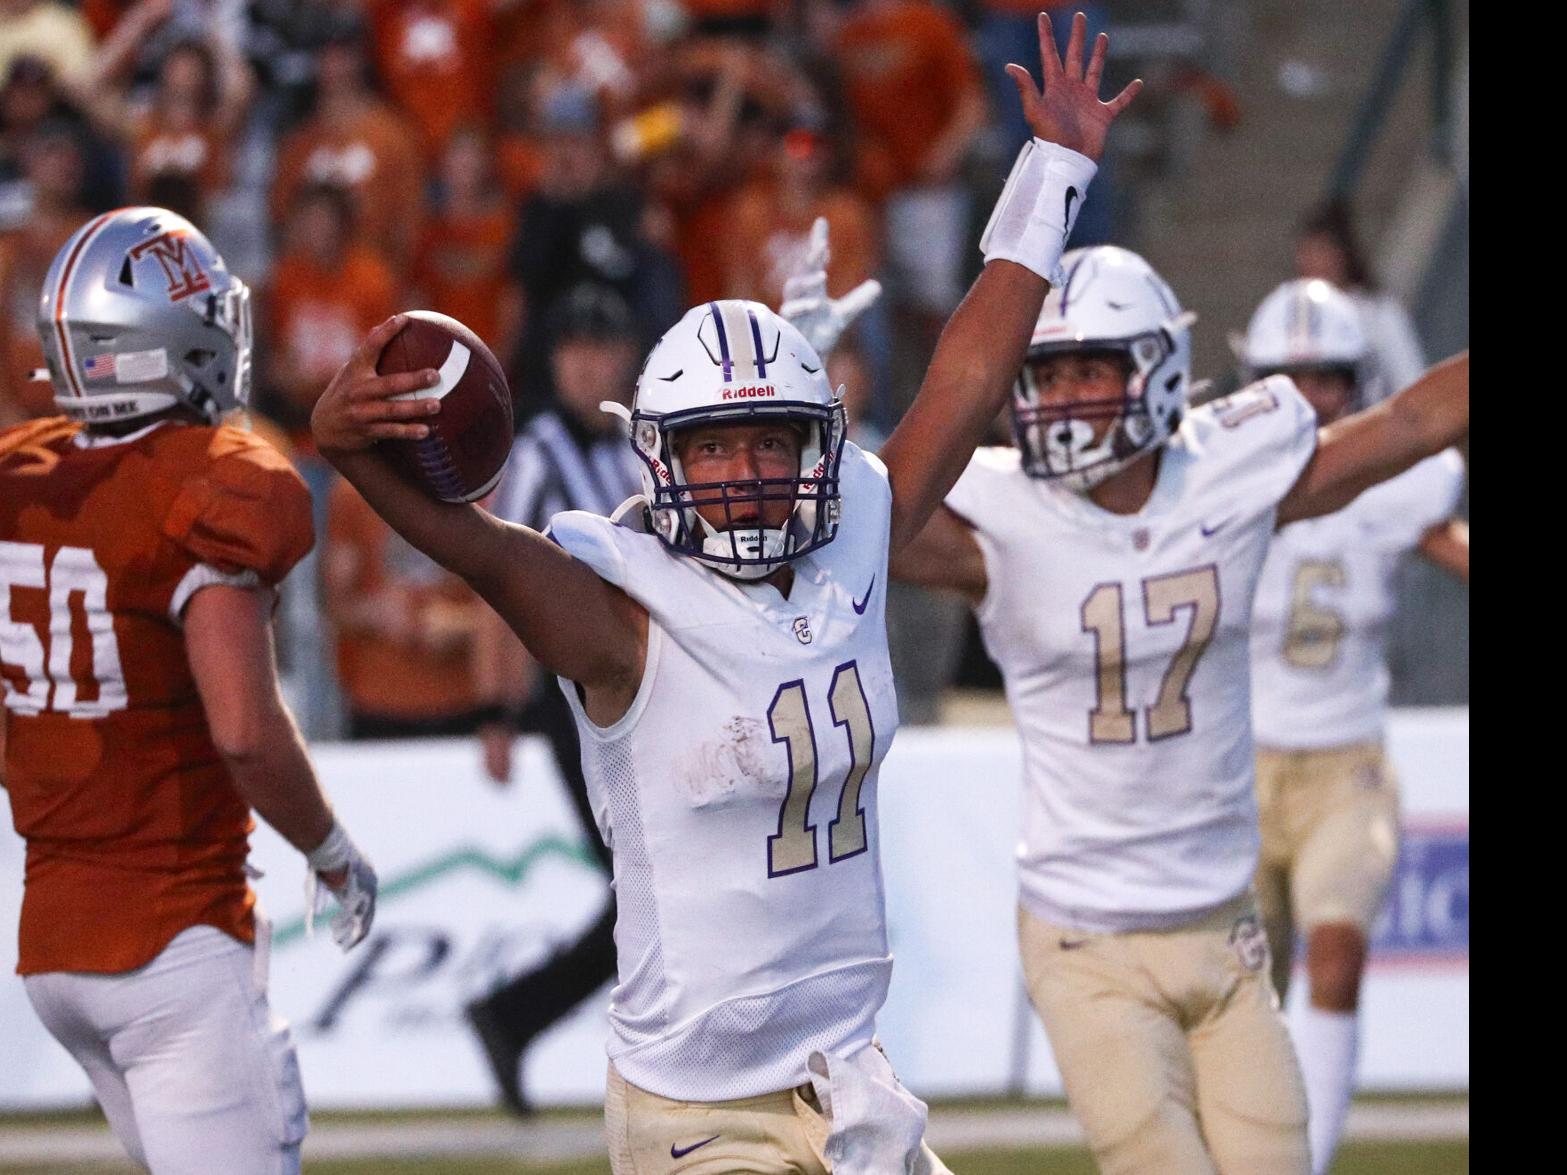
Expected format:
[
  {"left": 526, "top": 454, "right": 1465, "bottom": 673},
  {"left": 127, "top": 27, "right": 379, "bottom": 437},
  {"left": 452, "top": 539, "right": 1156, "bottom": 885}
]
[{"left": 0, "top": 711, "right": 1468, "bottom": 1108}]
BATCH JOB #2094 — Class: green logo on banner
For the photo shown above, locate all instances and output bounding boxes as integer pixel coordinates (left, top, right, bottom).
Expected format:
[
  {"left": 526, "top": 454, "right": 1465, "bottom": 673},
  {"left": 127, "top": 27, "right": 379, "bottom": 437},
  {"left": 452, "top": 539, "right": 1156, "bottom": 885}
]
[{"left": 272, "top": 835, "right": 600, "bottom": 948}]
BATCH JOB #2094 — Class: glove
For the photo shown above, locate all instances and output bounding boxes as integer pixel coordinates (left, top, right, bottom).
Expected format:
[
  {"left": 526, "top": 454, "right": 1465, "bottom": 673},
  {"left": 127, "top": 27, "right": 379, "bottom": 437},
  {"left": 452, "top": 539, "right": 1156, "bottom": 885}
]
[
  {"left": 778, "top": 216, "right": 882, "bottom": 360},
  {"left": 304, "top": 821, "right": 378, "bottom": 951}
]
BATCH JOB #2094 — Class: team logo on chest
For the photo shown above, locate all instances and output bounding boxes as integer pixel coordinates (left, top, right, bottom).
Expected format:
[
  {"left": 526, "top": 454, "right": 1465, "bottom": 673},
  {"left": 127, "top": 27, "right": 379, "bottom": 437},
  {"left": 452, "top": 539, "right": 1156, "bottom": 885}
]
[{"left": 792, "top": 616, "right": 813, "bottom": 645}]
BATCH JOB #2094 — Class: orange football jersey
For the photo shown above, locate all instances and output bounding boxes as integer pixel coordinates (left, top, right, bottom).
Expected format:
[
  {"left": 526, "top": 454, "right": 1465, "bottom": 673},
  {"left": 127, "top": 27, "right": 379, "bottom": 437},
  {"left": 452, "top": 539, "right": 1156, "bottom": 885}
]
[{"left": 0, "top": 417, "right": 313, "bottom": 974}]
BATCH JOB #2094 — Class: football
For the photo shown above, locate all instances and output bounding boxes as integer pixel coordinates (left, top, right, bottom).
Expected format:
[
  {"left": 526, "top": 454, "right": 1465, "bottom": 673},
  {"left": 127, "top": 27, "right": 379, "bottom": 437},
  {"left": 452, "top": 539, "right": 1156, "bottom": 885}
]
[{"left": 377, "top": 310, "right": 513, "bottom": 503}]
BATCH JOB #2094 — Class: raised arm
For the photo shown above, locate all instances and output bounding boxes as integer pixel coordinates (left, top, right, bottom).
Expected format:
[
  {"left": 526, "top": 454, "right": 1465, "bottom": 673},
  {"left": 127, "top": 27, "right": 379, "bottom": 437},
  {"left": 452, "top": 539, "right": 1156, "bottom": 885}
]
[
  {"left": 881, "top": 12, "right": 1140, "bottom": 553},
  {"left": 1418, "top": 517, "right": 1469, "bottom": 582},
  {"left": 311, "top": 318, "right": 646, "bottom": 709},
  {"left": 887, "top": 504, "right": 989, "bottom": 605},
  {"left": 1276, "top": 351, "right": 1468, "bottom": 526}
]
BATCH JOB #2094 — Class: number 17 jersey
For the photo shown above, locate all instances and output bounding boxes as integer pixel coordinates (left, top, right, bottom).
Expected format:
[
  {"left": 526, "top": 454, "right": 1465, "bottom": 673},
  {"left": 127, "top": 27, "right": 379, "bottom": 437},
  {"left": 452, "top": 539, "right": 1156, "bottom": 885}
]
[
  {"left": 547, "top": 441, "right": 900, "bottom": 1102},
  {"left": 945, "top": 378, "right": 1318, "bottom": 932}
]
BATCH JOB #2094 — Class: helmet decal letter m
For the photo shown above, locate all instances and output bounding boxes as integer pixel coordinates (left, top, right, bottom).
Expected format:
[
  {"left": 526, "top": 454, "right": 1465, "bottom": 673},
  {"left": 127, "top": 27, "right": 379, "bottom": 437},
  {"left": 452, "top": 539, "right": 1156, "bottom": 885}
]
[{"left": 128, "top": 232, "right": 213, "bottom": 302}]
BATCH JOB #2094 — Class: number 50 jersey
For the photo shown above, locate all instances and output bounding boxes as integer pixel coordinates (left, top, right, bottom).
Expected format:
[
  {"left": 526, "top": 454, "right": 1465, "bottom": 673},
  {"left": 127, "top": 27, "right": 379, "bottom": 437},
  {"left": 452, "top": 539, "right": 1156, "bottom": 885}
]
[
  {"left": 1, "top": 417, "right": 312, "bottom": 977},
  {"left": 946, "top": 378, "right": 1318, "bottom": 933},
  {"left": 547, "top": 442, "right": 899, "bottom": 1103}
]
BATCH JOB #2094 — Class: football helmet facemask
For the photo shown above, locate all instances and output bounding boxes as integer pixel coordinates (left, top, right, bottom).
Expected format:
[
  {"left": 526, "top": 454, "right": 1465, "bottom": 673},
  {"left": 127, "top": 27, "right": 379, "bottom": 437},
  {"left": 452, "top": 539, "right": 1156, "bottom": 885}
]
[
  {"left": 607, "top": 300, "right": 845, "bottom": 581},
  {"left": 1242, "top": 278, "right": 1370, "bottom": 405},
  {"left": 1013, "top": 246, "right": 1194, "bottom": 492},
  {"left": 38, "top": 206, "right": 252, "bottom": 426}
]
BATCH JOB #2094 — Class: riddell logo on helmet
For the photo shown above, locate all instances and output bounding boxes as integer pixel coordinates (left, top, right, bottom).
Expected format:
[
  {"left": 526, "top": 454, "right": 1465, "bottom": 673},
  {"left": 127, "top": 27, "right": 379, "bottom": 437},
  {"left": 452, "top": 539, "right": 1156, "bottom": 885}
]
[
  {"left": 721, "top": 385, "right": 776, "bottom": 400},
  {"left": 128, "top": 232, "right": 212, "bottom": 302}
]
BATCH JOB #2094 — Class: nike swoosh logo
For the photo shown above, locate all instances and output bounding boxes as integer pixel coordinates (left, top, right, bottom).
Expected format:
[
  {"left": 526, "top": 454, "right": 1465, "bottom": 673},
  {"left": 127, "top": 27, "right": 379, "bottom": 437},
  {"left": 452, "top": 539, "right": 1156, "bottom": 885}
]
[
  {"left": 1064, "top": 185, "right": 1079, "bottom": 232},
  {"left": 852, "top": 574, "right": 876, "bottom": 615},
  {"left": 671, "top": 1136, "right": 720, "bottom": 1159},
  {"left": 1060, "top": 938, "right": 1090, "bottom": 950},
  {"left": 1200, "top": 518, "right": 1235, "bottom": 537}
]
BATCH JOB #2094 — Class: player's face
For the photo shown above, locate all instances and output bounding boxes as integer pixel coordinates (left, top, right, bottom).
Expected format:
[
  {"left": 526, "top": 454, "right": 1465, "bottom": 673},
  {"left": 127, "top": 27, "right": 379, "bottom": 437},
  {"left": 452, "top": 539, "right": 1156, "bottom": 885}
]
[
  {"left": 1025, "top": 351, "right": 1133, "bottom": 444},
  {"left": 674, "top": 422, "right": 804, "bottom": 532},
  {"left": 1289, "top": 368, "right": 1356, "bottom": 424}
]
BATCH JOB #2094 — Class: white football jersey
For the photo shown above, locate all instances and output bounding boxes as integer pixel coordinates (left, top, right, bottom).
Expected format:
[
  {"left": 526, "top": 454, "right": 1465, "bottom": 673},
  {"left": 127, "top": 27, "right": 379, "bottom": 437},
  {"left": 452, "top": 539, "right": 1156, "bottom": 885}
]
[
  {"left": 547, "top": 442, "right": 900, "bottom": 1101},
  {"left": 1250, "top": 449, "right": 1463, "bottom": 749},
  {"left": 946, "top": 377, "right": 1318, "bottom": 932}
]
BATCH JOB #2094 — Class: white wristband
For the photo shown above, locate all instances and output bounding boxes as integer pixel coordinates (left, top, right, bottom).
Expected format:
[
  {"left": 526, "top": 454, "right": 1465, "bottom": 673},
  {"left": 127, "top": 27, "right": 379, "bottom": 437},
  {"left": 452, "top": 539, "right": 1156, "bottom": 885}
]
[
  {"left": 979, "top": 139, "right": 1098, "bottom": 285},
  {"left": 306, "top": 821, "right": 355, "bottom": 872}
]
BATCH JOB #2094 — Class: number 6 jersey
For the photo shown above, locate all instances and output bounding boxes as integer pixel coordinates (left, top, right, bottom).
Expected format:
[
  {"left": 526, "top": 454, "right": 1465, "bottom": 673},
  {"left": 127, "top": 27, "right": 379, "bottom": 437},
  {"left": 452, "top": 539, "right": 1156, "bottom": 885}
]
[
  {"left": 0, "top": 417, "right": 312, "bottom": 975},
  {"left": 945, "top": 377, "right": 1318, "bottom": 933},
  {"left": 546, "top": 441, "right": 900, "bottom": 1102}
]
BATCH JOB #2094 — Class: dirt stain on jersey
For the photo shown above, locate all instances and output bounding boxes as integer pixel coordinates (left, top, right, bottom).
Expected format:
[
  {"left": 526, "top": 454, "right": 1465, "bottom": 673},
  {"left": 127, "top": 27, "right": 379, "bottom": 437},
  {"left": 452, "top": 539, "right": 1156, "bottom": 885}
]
[{"left": 677, "top": 716, "right": 772, "bottom": 806}]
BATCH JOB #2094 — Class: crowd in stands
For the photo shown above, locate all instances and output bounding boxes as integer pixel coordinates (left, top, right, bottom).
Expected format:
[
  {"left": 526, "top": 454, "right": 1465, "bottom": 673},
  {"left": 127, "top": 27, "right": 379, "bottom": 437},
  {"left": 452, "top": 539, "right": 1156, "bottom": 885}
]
[{"left": 0, "top": 0, "right": 1431, "bottom": 738}]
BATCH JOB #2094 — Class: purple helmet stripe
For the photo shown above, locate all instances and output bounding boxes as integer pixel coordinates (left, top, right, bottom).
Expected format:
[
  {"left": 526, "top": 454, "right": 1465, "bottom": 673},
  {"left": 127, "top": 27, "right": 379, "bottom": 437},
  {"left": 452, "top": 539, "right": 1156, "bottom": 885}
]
[
  {"left": 707, "top": 301, "right": 734, "bottom": 382},
  {"left": 746, "top": 309, "right": 768, "bottom": 378}
]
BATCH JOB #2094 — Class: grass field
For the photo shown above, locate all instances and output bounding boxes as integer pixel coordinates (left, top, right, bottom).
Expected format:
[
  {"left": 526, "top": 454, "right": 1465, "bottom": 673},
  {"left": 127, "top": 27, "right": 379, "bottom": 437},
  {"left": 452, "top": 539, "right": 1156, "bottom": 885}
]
[
  {"left": 0, "top": 1098, "right": 1468, "bottom": 1174},
  {"left": 0, "top": 1140, "right": 1471, "bottom": 1174}
]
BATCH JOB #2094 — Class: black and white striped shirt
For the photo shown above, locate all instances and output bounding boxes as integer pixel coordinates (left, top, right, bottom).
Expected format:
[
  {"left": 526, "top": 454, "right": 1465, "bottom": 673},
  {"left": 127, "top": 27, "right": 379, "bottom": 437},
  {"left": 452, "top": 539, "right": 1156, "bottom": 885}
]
[{"left": 490, "top": 411, "right": 642, "bottom": 531}]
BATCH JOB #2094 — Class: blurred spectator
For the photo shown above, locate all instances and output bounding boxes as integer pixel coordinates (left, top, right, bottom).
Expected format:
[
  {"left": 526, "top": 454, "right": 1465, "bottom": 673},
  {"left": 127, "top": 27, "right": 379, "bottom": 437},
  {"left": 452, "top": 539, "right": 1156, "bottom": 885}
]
[
  {"left": 636, "top": 40, "right": 794, "bottom": 303},
  {"left": 719, "top": 118, "right": 878, "bottom": 310},
  {"left": 411, "top": 125, "right": 523, "bottom": 365},
  {"left": 0, "top": 1, "right": 94, "bottom": 90},
  {"left": 260, "top": 182, "right": 398, "bottom": 446},
  {"left": 466, "top": 283, "right": 641, "bottom": 1115},
  {"left": 1295, "top": 199, "right": 1427, "bottom": 397},
  {"left": 512, "top": 0, "right": 642, "bottom": 119},
  {"left": 829, "top": 339, "right": 886, "bottom": 451},
  {"left": 830, "top": 0, "right": 986, "bottom": 324},
  {"left": 323, "top": 478, "right": 489, "bottom": 740},
  {"left": 506, "top": 85, "right": 683, "bottom": 402},
  {"left": 84, "top": 4, "right": 254, "bottom": 229},
  {"left": 681, "top": 0, "right": 773, "bottom": 40},
  {"left": 270, "top": 15, "right": 425, "bottom": 273},
  {"left": 0, "top": 119, "right": 91, "bottom": 422},
  {"left": 0, "top": 55, "right": 125, "bottom": 220},
  {"left": 364, "top": 0, "right": 496, "bottom": 164}
]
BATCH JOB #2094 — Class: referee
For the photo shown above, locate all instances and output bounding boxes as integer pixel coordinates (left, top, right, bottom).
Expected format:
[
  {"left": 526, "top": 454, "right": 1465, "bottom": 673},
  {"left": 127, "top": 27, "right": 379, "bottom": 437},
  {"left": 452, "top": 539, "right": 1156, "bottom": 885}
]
[{"left": 466, "top": 284, "right": 643, "bottom": 1114}]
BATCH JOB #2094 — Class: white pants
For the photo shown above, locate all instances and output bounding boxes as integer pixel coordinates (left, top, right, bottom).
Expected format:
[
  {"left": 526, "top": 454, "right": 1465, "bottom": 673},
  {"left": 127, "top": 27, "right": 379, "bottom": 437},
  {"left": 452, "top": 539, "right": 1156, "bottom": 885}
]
[{"left": 24, "top": 923, "right": 307, "bottom": 1174}]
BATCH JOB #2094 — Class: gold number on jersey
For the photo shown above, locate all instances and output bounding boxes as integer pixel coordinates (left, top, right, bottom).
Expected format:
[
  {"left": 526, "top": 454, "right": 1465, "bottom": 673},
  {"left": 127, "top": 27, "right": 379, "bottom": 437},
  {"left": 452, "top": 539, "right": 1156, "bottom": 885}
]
[
  {"left": 1081, "top": 566, "right": 1220, "bottom": 743},
  {"left": 1283, "top": 560, "right": 1346, "bottom": 669},
  {"left": 827, "top": 664, "right": 874, "bottom": 861},
  {"left": 767, "top": 681, "right": 819, "bottom": 875},
  {"left": 1081, "top": 583, "right": 1135, "bottom": 744},
  {"left": 1213, "top": 386, "right": 1281, "bottom": 429},
  {"left": 0, "top": 542, "right": 127, "bottom": 717},
  {"left": 767, "top": 662, "right": 875, "bottom": 877},
  {"left": 1144, "top": 568, "right": 1220, "bottom": 739}
]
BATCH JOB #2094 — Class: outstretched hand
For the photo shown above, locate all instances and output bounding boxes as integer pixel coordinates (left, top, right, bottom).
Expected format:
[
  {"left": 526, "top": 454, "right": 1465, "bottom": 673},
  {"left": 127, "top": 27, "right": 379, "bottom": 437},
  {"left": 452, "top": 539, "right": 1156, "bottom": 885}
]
[
  {"left": 779, "top": 217, "right": 882, "bottom": 361},
  {"left": 1005, "top": 11, "right": 1141, "bottom": 162},
  {"left": 311, "top": 315, "right": 443, "bottom": 454}
]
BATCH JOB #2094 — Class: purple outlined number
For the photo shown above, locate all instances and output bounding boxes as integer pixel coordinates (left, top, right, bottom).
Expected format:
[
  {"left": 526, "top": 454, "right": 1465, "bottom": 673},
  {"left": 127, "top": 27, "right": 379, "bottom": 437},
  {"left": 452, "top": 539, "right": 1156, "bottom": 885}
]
[
  {"left": 827, "top": 662, "right": 874, "bottom": 862},
  {"left": 1079, "top": 565, "right": 1221, "bottom": 745},
  {"left": 1213, "top": 386, "right": 1281, "bottom": 429},
  {"left": 766, "top": 660, "right": 877, "bottom": 876},
  {"left": 766, "top": 678, "right": 820, "bottom": 877}
]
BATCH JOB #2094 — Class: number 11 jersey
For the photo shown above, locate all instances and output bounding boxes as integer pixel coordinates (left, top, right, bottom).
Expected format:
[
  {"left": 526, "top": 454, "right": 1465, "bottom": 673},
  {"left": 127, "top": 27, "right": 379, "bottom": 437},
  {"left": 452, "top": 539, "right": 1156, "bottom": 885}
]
[
  {"left": 547, "top": 441, "right": 900, "bottom": 1102},
  {"left": 945, "top": 378, "right": 1318, "bottom": 933}
]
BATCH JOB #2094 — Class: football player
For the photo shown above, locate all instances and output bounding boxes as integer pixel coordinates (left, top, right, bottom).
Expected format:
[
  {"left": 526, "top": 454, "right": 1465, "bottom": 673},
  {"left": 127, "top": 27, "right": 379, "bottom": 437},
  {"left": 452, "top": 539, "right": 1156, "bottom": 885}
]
[
  {"left": 310, "top": 15, "right": 1137, "bottom": 1173},
  {"left": 888, "top": 246, "right": 1468, "bottom": 1174},
  {"left": 1243, "top": 279, "right": 1467, "bottom": 1174},
  {"left": 0, "top": 207, "right": 377, "bottom": 1175}
]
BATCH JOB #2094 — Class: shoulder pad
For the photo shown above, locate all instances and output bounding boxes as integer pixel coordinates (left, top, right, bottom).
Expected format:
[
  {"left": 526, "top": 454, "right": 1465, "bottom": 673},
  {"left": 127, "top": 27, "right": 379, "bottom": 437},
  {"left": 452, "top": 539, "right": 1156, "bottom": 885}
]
[
  {"left": 162, "top": 427, "right": 315, "bottom": 583},
  {"left": 1185, "top": 376, "right": 1318, "bottom": 510}
]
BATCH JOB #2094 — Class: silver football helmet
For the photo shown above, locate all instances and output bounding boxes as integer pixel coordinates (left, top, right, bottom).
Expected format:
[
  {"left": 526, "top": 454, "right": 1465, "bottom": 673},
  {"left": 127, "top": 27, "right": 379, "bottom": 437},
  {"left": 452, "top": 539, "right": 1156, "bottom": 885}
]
[
  {"left": 1013, "top": 246, "right": 1194, "bottom": 491},
  {"left": 605, "top": 300, "right": 846, "bottom": 581},
  {"left": 1242, "top": 278, "right": 1371, "bottom": 402},
  {"left": 37, "top": 207, "right": 252, "bottom": 425}
]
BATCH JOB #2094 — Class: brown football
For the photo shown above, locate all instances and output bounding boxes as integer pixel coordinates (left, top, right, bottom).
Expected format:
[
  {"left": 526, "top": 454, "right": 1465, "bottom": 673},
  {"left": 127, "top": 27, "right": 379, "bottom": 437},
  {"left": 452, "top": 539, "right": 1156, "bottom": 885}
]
[{"left": 376, "top": 310, "right": 513, "bottom": 503}]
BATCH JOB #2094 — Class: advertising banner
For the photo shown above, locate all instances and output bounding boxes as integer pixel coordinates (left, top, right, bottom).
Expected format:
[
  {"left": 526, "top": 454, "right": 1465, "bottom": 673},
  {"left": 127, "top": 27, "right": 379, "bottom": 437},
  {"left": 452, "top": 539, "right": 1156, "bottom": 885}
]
[{"left": 0, "top": 712, "right": 1468, "bottom": 1107}]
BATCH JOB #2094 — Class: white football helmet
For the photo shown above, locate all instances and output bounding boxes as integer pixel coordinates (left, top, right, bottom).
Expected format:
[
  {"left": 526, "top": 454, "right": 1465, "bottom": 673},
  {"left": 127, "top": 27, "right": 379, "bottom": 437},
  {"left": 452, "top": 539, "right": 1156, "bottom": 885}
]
[
  {"left": 37, "top": 207, "right": 252, "bottom": 426},
  {"left": 610, "top": 300, "right": 846, "bottom": 580},
  {"left": 1013, "top": 246, "right": 1194, "bottom": 491},
  {"left": 1242, "top": 278, "right": 1369, "bottom": 399}
]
